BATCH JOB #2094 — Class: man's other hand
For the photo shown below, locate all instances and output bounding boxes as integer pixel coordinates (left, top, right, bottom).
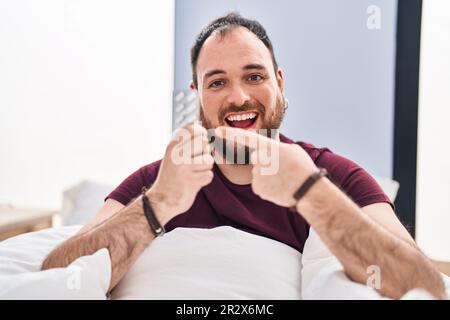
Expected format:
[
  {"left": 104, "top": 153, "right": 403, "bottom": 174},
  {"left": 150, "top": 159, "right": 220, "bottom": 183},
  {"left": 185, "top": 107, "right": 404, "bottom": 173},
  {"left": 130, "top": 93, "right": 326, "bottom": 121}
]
[{"left": 215, "top": 126, "right": 317, "bottom": 208}]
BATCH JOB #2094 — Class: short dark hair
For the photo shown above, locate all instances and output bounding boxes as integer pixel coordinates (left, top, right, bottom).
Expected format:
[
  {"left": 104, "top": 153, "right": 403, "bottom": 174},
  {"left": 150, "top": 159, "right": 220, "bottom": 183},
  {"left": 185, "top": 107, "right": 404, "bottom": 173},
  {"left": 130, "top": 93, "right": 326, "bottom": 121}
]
[{"left": 190, "top": 12, "right": 279, "bottom": 87}]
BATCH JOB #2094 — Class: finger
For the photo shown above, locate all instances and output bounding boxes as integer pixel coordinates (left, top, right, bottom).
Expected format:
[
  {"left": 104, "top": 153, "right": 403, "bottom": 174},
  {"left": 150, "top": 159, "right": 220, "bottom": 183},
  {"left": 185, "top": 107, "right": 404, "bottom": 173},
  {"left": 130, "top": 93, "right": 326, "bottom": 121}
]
[
  {"left": 193, "top": 170, "right": 214, "bottom": 187},
  {"left": 191, "top": 153, "right": 214, "bottom": 171},
  {"left": 185, "top": 122, "right": 207, "bottom": 138},
  {"left": 250, "top": 149, "right": 258, "bottom": 164},
  {"left": 214, "top": 126, "right": 275, "bottom": 149},
  {"left": 251, "top": 162, "right": 260, "bottom": 176},
  {"left": 171, "top": 122, "right": 207, "bottom": 146},
  {"left": 250, "top": 179, "right": 263, "bottom": 198},
  {"left": 169, "top": 137, "right": 211, "bottom": 165},
  {"left": 214, "top": 127, "right": 281, "bottom": 167},
  {"left": 169, "top": 129, "right": 209, "bottom": 160},
  {"left": 190, "top": 135, "right": 211, "bottom": 158}
]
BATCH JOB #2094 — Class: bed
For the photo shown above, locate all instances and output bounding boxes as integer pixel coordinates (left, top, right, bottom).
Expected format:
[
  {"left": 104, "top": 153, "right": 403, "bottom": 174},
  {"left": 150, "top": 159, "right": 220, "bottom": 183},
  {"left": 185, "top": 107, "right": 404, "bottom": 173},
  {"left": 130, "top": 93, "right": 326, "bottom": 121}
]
[
  {"left": 0, "top": 223, "right": 449, "bottom": 300},
  {"left": 1, "top": 178, "right": 448, "bottom": 299}
]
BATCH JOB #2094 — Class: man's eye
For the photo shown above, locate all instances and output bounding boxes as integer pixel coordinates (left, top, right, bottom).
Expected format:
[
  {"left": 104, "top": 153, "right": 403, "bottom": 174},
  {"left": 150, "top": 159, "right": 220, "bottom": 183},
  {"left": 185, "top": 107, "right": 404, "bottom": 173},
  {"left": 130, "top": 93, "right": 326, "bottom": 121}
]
[
  {"left": 248, "top": 74, "right": 263, "bottom": 82},
  {"left": 209, "top": 80, "right": 224, "bottom": 88}
]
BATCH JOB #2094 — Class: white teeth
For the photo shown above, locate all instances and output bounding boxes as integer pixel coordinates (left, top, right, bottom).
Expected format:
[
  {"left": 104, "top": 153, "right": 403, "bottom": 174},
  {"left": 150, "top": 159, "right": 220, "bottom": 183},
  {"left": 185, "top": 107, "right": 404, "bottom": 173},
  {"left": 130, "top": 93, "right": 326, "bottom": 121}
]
[{"left": 226, "top": 112, "right": 257, "bottom": 122}]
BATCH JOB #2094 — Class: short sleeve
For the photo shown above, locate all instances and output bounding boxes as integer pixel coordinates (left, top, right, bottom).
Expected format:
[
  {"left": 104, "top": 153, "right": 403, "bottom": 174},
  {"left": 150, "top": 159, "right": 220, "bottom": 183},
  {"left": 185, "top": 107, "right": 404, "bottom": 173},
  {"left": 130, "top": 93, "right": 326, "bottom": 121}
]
[
  {"left": 314, "top": 150, "right": 394, "bottom": 210},
  {"left": 106, "top": 160, "right": 162, "bottom": 206}
]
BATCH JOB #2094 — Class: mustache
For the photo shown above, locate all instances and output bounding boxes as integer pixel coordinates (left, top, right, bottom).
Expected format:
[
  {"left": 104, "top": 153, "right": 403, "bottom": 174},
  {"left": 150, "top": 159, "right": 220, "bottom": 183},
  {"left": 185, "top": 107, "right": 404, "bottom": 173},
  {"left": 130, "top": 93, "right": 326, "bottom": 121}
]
[{"left": 218, "top": 102, "right": 266, "bottom": 124}]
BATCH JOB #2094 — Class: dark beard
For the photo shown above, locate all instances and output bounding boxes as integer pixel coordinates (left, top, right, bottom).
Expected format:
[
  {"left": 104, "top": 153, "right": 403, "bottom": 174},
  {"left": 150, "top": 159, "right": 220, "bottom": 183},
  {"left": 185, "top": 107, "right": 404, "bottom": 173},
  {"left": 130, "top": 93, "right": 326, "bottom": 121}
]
[{"left": 200, "top": 94, "right": 286, "bottom": 165}]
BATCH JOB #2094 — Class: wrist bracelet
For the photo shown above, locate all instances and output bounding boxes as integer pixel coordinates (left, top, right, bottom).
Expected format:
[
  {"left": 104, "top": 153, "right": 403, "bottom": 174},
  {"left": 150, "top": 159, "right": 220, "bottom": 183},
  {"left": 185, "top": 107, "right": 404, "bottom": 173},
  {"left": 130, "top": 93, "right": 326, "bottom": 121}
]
[
  {"left": 141, "top": 186, "right": 165, "bottom": 237},
  {"left": 293, "top": 168, "right": 328, "bottom": 201}
]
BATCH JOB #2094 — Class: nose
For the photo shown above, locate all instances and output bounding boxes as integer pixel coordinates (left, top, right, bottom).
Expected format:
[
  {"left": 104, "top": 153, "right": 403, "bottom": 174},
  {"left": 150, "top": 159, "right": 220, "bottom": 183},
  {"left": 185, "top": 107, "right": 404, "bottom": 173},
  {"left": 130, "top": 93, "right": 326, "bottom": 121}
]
[{"left": 226, "top": 83, "right": 250, "bottom": 107}]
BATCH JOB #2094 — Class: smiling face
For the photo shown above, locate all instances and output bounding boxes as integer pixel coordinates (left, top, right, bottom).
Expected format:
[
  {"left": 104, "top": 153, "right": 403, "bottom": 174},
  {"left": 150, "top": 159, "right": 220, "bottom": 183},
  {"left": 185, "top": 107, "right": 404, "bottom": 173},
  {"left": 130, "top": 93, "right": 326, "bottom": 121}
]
[{"left": 193, "top": 26, "right": 286, "bottom": 135}]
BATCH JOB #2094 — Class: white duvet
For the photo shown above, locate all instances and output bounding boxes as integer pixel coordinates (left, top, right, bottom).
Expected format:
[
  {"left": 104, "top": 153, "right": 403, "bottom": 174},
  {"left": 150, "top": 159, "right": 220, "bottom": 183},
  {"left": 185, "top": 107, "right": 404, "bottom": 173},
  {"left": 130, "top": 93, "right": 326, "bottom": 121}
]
[{"left": 0, "top": 225, "right": 448, "bottom": 299}]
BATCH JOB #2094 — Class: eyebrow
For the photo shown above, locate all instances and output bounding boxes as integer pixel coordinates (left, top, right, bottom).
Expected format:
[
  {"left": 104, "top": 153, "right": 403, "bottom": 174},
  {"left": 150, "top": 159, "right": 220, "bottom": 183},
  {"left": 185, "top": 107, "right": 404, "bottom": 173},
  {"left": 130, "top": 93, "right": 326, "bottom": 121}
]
[
  {"left": 202, "top": 64, "right": 268, "bottom": 83},
  {"left": 203, "top": 69, "right": 226, "bottom": 83},
  {"left": 243, "top": 63, "right": 267, "bottom": 71}
]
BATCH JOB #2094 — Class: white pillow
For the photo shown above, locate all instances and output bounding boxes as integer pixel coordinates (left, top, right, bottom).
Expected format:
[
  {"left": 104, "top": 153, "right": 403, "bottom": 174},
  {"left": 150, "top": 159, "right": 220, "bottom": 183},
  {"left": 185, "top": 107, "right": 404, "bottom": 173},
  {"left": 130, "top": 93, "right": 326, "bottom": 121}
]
[
  {"left": 0, "top": 226, "right": 303, "bottom": 300},
  {"left": 0, "top": 249, "right": 110, "bottom": 300},
  {"left": 302, "top": 228, "right": 386, "bottom": 299},
  {"left": 60, "top": 180, "right": 113, "bottom": 225},
  {"left": 2, "top": 225, "right": 448, "bottom": 300},
  {"left": 301, "top": 228, "right": 450, "bottom": 299},
  {"left": 111, "top": 226, "right": 303, "bottom": 300},
  {"left": 0, "top": 226, "right": 110, "bottom": 300},
  {"left": 0, "top": 226, "right": 81, "bottom": 275}
]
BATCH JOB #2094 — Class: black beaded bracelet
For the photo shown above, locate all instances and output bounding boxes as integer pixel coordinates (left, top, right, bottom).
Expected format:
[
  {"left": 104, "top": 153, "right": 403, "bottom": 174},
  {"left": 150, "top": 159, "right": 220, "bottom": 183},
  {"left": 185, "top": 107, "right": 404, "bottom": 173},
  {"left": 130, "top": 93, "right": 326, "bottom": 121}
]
[
  {"left": 141, "top": 186, "right": 165, "bottom": 237},
  {"left": 293, "top": 168, "right": 329, "bottom": 201}
]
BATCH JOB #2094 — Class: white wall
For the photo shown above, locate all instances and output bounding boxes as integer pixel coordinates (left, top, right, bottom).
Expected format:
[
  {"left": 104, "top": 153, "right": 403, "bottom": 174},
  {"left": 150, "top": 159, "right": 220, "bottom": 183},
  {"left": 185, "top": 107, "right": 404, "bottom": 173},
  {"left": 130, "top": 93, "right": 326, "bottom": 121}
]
[
  {"left": 416, "top": 0, "right": 450, "bottom": 260},
  {"left": 0, "top": 0, "right": 174, "bottom": 210}
]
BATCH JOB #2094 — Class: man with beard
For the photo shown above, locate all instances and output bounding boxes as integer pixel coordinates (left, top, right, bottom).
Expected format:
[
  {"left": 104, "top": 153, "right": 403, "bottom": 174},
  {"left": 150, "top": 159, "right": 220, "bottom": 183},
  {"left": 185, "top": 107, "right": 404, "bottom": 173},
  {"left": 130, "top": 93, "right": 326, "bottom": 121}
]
[{"left": 41, "top": 13, "right": 445, "bottom": 299}]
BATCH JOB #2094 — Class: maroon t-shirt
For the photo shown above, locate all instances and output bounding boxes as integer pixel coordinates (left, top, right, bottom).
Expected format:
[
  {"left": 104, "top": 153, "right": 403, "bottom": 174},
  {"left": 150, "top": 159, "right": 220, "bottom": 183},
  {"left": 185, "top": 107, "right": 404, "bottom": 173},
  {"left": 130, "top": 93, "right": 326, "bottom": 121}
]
[{"left": 106, "top": 134, "right": 392, "bottom": 253}]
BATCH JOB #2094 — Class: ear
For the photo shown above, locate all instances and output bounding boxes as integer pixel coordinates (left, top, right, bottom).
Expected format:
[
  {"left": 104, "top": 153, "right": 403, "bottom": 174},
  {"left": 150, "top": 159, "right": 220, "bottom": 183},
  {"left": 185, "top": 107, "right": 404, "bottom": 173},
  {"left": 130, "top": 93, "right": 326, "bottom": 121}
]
[
  {"left": 190, "top": 81, "right": 196, "bottom": 90},
  {"left": 276, "top": 68, "right": 284, "bottom": 93}
]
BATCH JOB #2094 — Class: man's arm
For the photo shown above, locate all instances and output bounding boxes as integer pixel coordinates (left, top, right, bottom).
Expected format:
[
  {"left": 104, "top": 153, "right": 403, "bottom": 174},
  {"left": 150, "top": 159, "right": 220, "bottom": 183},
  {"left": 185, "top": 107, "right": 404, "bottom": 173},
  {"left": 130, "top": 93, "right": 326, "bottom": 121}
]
[
  {"left": 41, "top": 188, "right": 169, "bottom": 292},
  {"left": 362, "top": 203, "right": 416, "bottom": 247},
  {"left": 41, "top": 123, "right": 214, "bottom": 292},
  {"left": 296, "top": 178, "right": 446, "bottom": 299},
  {"left": 216, "top": 127, "right": 446, "bottom": 299}
]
